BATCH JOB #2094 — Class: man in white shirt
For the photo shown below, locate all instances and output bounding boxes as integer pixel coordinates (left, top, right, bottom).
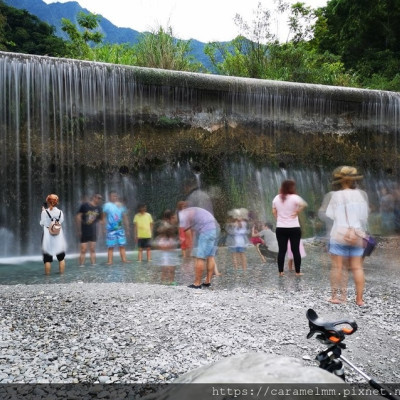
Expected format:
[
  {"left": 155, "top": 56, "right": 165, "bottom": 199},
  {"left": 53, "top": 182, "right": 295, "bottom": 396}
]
[{"left": 255, "top": 222, "right": 279, "bottom": 262}]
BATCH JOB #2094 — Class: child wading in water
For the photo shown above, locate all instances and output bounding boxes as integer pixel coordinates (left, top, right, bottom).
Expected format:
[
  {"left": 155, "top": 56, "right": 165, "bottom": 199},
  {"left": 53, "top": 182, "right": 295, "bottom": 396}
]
[
  {"left": 154, "top": 210, "right": 179, "bottom": 285},
  {"left": 133, "top": 204, "right": 154, "bottom": 262},
  {"left": 227, "top": 208, "right": 249, "bottom": 271}
]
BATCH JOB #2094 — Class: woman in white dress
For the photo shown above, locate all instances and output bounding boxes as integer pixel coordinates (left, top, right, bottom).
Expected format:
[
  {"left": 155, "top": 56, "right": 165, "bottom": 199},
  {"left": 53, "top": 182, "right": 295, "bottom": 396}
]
[
  {"left": 326, "top": 166, "right": 369, "bottom": 306},
  {"left": 40, "top": 194, "right": 67, "bottom": 275}
]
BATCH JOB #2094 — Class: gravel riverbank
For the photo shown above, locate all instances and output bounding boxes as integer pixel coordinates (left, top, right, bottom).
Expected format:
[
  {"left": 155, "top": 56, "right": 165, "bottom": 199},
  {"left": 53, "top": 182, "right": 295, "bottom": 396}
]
[{"left": 1, "top": 280, "right": 399, "bottom": 387}]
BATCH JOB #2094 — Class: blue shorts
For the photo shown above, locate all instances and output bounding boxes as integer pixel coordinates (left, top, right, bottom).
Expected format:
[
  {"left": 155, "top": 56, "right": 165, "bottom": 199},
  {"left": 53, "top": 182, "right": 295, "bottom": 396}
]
[
  {"left": 106, "top": 229, "right": 126, "bottom": 248},
  {"left": 329, "top": 240, "right": 364, "bottom": 257},
  {"left": 192, "top": 229, "right": 217, "bottom": 259},
  {"left": 229, "top": 246, "right": 246, "bottom": 253}
]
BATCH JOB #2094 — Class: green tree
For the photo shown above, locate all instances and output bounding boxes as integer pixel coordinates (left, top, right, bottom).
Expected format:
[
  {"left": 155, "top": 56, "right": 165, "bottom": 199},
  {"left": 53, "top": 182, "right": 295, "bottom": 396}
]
[
  {"left": 267, "top": 42, "right": 358, "bottom": 86},
  {"left": 90, "top": 24, "right": 205, "bottom": 72},
  {"left": 205, "top": 36, "right": 268, "bottom": 78},
  {"left": 313, "top": 0, "right": 400, "bottom": 89},
  {"left": 61, "top": 11, "right": 103, "bottom": 59},
  {"left": 287, "top": 2, "right": 316, "bottom": 43},
  {"left": 205, "top": 1, "right": 356, "bottom": 86},
  {"left": 0, "top": 1, "right": 67, "bottom": 56},
  {"left": 205, "top": 2, "right": 276, "bottom": 78},
  {"left": 0, "top": 12, "right": 6, "bottom": 50},
  {"left": 133, "top": 25, "right": 203, "bottom": 72},
  {"left": 91, "top": 43, "right": 136, "bottom": 65}
]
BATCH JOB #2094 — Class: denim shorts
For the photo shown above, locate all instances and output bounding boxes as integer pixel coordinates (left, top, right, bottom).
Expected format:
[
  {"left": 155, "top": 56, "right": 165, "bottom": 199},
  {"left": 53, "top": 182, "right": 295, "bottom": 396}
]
[
  {"left": 106, "top": 229, "right": 126, "bottom": 247},
  {"left": 229, "top": 246, "right": 246, "bottom": 253},
  {"left": 329, "top": 240, "right": 364, "bottom": 257},
  {"left": 192, "top": 229, "right": 217, "bottom": 259}
]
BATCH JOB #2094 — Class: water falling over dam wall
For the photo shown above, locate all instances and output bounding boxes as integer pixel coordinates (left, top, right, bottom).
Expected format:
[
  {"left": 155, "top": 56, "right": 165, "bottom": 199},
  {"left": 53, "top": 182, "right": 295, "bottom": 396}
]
[
  {"left": 1, "top": 51, "right": 399, "bottom": 170},
  {"left": 0, "top": 51, "right": 399, "bottom": 256}
]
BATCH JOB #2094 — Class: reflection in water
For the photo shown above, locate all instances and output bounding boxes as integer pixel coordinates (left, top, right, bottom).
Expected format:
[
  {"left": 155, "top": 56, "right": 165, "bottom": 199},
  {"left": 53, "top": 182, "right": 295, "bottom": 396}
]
[{"left": 1, "top": 246, "right": 398, "bottom": 302}]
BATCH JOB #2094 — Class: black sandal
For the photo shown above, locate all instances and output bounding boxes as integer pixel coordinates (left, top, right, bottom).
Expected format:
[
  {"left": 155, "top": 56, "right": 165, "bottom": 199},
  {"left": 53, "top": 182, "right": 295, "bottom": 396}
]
[{"left": 188, "top": 284, "right": 202, "bottom": 289}]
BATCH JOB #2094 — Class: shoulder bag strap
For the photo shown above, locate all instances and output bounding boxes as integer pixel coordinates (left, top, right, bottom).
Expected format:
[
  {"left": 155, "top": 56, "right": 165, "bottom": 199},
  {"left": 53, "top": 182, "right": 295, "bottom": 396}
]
[
  {"left": 45, "top": 209, "right": 53, "bottom": 220},
  {"left": 342, "top": 192, "right": 351, "bottom": 227}
]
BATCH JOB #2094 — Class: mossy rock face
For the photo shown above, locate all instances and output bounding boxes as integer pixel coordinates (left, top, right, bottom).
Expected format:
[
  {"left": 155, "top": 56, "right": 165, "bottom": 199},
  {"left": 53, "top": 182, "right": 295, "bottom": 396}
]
[{"left": 4, "top": 120, "right": 397, "bottom": 173}]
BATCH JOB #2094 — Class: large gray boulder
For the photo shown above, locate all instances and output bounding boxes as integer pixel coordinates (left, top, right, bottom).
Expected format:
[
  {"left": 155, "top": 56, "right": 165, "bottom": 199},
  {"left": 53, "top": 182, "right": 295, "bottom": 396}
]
[
  {"left": 143, "top": 352, "right": 379, "bottom": 399},
  {"left": 174, "top": 352, "right": 342, "bottom": 383}
]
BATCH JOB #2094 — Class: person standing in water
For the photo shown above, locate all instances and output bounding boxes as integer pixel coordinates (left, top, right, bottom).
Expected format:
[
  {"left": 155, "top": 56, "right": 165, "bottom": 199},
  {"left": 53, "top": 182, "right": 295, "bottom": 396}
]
[
  {"left": 133, "top": 204, "right": 154, "bottom": 262},
  {"left": 326, "top": 166, "right": 369, "bottom": 306},
  {"left": 178, "top": 206, "right": 219, "bottom": 289},
  {"left": 76, "top": 193, "right": 103, "bottom": 266},
  {"left": 102, "top": 191, "right": 130, "bottom": 265},
  {"left": 272, "top": 180, "right": 307, "bottom": 277},
  {"left": 40, "top": 194, "right": 67, "bottom": 275}
]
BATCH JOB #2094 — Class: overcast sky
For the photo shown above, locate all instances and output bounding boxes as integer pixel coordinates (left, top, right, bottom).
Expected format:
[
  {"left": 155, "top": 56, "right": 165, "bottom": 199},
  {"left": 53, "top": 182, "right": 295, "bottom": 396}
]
[{"left": 43, "top": 0, "right": 328, "bottom": 43}]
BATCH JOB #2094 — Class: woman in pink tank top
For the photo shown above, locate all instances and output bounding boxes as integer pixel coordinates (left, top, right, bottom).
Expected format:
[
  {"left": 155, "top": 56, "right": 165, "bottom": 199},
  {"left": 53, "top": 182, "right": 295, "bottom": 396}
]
[{"left": 272, "top": 180, "right": 307, "bottom": 276}]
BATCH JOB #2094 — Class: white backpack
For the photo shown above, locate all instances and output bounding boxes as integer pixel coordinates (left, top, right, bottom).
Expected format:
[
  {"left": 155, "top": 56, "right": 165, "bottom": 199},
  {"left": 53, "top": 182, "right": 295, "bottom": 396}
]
[{"left": 46, "top": 209, "right": 62, "bottom": 235}]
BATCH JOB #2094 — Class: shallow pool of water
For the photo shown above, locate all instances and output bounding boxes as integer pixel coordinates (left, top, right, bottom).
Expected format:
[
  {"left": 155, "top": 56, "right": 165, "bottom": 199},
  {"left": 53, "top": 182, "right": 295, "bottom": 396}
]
[{"left": 0, "top": 244, "right": 398, "bottom": 298}]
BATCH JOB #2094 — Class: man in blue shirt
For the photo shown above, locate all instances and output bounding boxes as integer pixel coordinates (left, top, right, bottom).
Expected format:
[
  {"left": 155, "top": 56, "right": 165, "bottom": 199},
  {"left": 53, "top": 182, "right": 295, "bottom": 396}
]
[{"left": 102, "top": 191, "right": 130, "bottom": 265}]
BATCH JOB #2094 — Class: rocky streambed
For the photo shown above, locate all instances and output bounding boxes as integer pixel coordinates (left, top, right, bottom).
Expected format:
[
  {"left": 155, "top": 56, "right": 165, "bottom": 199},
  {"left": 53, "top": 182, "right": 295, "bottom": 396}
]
[
  {"left": 0, "top": 281, "right": 399, "bottom": 386},
  {"left": 1, "top": 244, "right": 399, "bottom": 399}
]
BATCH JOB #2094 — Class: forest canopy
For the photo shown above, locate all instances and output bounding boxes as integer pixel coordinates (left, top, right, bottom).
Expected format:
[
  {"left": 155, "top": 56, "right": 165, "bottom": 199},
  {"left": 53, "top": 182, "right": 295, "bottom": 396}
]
[
  {"left": 1, "top": 0, "right": 399, "bottom": 91},
  {"left": 0, "top": 1, "right": 66, "bottom": 56}
]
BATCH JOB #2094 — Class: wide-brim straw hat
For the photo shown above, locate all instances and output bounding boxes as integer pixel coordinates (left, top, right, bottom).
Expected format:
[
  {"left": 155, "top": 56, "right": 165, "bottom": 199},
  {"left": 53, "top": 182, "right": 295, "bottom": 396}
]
[
  {"left": 228, "top": 208, "right": 241, "bottom": 219},
  {"left": 332, "top": 166, "right": 363, "bottom": 184}
]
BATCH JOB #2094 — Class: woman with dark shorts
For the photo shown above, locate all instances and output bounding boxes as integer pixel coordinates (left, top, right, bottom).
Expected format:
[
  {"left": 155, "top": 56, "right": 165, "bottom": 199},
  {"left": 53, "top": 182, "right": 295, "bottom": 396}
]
[
  {"left": 40, "top": 194, "right": 67, "bottom": 275},
  {"left": 76, "top": 194, "right": 103, "bottom": 266},
  {"left": 272, "top": 180, "right": 307, "bottom": 277}
]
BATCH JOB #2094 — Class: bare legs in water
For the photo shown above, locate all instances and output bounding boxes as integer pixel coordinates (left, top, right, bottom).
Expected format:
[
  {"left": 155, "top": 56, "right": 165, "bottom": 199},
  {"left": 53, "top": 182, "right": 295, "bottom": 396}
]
[{"left": 329, "top": 255, "right": 365, "bottom": 306}]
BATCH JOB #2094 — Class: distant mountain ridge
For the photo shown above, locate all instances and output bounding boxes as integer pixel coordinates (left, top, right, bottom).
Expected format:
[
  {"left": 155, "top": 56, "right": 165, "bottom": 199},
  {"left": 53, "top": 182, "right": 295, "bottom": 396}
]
[{"left": 2, "top": 0, "right": 212, "bottom": 69}]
